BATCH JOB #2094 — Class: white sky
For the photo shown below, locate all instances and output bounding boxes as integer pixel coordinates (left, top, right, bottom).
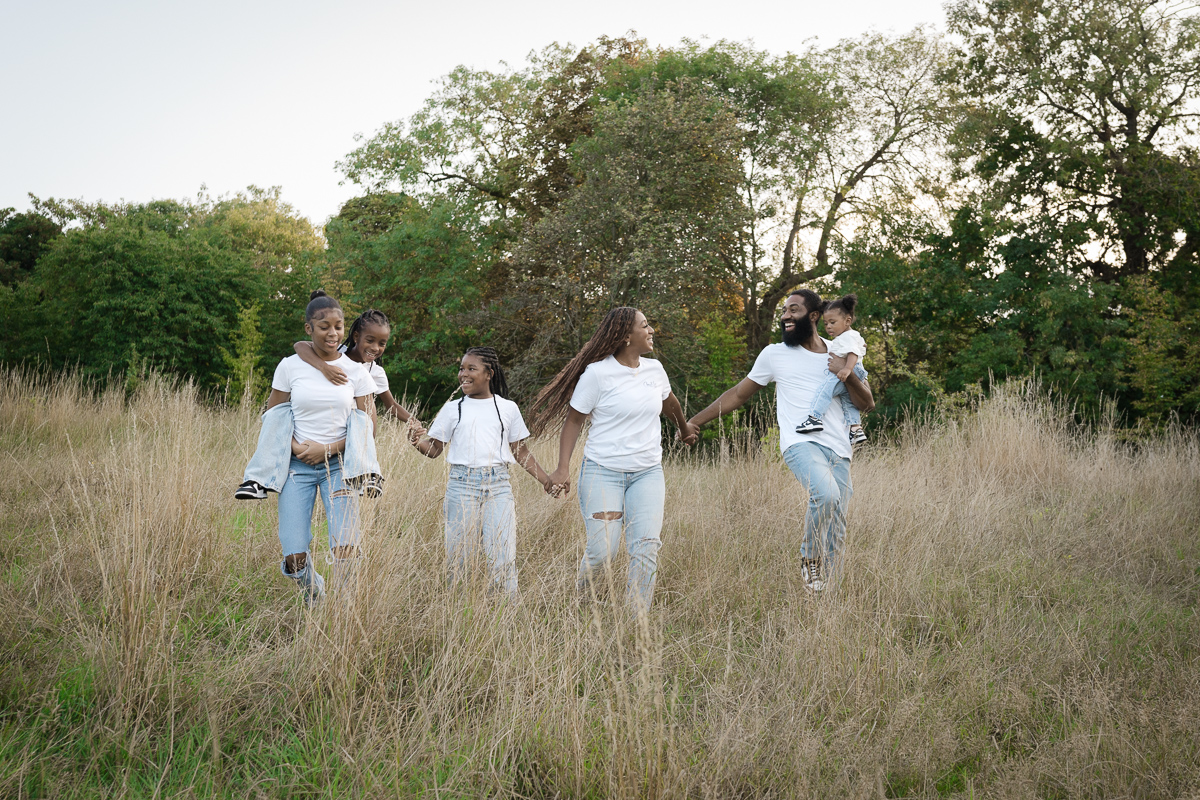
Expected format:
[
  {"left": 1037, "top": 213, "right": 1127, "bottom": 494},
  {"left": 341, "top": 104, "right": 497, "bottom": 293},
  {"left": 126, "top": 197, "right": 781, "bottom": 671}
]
[{"left": 2, "top": 0, "right": 948, "bottom": 227}]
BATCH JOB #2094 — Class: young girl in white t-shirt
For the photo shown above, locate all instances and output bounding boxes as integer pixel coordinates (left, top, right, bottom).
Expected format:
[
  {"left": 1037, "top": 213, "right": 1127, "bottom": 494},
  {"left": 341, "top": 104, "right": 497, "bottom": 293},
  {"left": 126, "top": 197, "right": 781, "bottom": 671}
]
[
  {"left": 408, "top": 347, "right": 557, "bottom": 595},
  {"left": 795, "top": 293, "right": 869, "bottom": 445}
]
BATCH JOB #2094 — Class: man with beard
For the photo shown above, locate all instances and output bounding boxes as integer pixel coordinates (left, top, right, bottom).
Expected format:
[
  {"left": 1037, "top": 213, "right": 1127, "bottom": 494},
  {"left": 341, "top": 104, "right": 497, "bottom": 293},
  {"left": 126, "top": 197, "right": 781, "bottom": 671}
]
[{"left": 687, "top": 289, "right": 874, "bottom": 591}]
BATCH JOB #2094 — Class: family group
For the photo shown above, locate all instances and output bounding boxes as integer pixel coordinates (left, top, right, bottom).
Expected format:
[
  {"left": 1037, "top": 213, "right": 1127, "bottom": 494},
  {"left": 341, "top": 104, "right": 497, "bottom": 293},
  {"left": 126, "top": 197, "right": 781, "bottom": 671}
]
[{"left": 234, "top": 288, "right": 874, "bottom": 608}]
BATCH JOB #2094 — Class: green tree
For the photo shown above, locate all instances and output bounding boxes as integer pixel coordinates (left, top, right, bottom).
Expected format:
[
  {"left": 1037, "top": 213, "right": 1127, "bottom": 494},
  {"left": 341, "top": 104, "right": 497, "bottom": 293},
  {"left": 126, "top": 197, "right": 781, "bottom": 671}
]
[{"left": 0, "top": 207, "right": 62, "bottom": 288}]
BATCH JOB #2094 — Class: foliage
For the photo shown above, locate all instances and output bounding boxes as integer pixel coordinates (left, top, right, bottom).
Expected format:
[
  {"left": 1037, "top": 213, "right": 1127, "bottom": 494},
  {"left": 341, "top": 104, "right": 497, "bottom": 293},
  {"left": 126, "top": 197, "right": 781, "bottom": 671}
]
[{"left": 2, "top": 189, "right": 324, "bottom": 393}]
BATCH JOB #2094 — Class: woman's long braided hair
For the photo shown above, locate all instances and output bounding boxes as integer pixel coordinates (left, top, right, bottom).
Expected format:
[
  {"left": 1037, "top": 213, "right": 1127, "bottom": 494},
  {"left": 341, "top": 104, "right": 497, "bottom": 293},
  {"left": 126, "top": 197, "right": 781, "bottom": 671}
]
[
  {"left": 449, "top": 347, "right": 510, "bottom": 454},
  {"left": 344, "top": 309, "right": 390, "bottom": 361},
  {"left": 526, "top": 307, "right": 639, "bottom": 436}
]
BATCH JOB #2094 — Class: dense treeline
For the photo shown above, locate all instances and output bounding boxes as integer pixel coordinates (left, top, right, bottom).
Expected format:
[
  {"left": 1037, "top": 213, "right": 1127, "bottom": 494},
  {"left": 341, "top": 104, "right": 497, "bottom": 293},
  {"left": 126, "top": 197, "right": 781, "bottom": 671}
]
[{"left": 4, "top": 0, "right": 1198, "bottom": 427}]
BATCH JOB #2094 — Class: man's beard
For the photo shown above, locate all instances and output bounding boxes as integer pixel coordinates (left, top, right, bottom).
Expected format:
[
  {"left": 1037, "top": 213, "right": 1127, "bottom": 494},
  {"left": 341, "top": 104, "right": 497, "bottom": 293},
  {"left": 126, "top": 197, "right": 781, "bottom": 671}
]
[{"left": 780, "top": 314, "right": 814, "bottom": 347}]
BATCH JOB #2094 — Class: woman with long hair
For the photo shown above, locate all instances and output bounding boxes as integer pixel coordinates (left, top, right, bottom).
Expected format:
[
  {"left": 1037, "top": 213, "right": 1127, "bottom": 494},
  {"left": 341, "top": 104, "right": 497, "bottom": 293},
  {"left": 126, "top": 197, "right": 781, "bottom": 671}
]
[{"left": 528, "top": 307, "right": 698, "bottom": 612}]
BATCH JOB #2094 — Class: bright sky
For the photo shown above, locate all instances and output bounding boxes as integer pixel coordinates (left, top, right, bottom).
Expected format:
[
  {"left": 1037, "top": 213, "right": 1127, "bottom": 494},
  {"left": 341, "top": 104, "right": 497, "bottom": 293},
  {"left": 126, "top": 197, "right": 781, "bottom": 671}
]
[{"left": 2, "top": 0, "right": 947, "bottom": 227}]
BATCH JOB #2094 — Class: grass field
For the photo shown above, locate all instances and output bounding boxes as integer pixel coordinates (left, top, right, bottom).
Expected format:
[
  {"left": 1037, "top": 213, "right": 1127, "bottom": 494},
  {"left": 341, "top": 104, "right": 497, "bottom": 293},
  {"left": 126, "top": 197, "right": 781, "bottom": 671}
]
[{"left": 1, "top": 371, "right": 1198, "bottom": 798}]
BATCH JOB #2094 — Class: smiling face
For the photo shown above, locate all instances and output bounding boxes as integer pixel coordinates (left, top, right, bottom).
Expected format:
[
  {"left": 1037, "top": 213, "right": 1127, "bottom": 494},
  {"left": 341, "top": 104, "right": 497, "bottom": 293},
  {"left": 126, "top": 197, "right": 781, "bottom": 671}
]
[
  {"left": 623, "top": 311, "right": 655, "bottom": 356},
  {"left": 457, "top": 353, "right": 493, "bottom": 398},
  {"left": 822, "top": 308, "right": 853, "bottom": 339},
  {"left": 305, "top": 308, "right": 346, "bottom": 360},
  {"left": 780, "top": 294, "right": 820, "bottom": 347},
  {"left": 352, "top": 322, "right": 391, "bottom": 363}
]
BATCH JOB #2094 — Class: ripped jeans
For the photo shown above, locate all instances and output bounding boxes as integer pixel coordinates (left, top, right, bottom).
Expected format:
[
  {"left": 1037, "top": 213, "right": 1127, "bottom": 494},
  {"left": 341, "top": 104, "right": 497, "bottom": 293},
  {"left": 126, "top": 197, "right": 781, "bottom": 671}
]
[
  {"left": 576, "top": 458, "right": 666, "bottom": 611},
  {"left": 277, "top": 456, "right": 362, "bottom": 559}
]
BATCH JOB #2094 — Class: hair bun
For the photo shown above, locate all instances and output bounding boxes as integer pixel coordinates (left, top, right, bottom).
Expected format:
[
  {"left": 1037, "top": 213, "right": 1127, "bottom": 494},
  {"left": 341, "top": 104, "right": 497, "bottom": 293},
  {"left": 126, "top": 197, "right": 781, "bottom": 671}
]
[
  {"left": 841, "top": 293, "right": 858, "bottom": 315},
  {"left": 309, "top": 289, "right": 328, "bottom": 301}
]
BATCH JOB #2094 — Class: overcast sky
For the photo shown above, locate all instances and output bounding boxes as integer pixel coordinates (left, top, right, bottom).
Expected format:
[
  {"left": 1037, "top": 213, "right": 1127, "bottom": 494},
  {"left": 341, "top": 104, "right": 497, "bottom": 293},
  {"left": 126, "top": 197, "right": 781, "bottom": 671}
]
[{"left": 2, "top": 0, "right": 948, "bottom": 226}]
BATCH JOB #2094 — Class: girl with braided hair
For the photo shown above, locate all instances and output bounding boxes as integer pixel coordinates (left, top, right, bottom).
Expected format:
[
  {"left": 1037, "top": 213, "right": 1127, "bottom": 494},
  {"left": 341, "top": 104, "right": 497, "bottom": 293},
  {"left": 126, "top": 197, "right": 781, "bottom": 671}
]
[
  {"left": 528, "top": 307, "right": 699, "bottom": 612},
  {"left": 408, "top": 347, "right": 557, "bottom": 595},
  {"left": 293, "top": 308, "right": 422, "bottom": 425}
]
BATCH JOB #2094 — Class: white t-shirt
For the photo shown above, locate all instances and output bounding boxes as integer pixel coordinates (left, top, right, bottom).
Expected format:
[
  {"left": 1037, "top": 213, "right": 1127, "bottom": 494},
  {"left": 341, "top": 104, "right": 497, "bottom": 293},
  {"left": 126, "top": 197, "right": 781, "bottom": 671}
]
[
  {"left": 271, "top": 354, "right": 374, "bottom": 445},
  {"left": 570, "top": 355, "right": 672, "bottom": 472},
  {"left": 828, "top": 329, "right": 867, "bottom": 359},
  {"left": 747, "top": 341, "right": 853, "bottom": 459},
  {"left": 427, "top": 395, "right": 531, "bottom": 467},
  {"left": 337, "top": 344, "right": 390, "bottom": 395}
]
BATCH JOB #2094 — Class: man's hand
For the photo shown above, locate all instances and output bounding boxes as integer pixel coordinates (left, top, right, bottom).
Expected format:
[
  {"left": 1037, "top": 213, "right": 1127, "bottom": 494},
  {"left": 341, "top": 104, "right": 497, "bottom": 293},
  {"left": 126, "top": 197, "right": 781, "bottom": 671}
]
[{"left": 827, "top": 354, "right": 848, "bottom": 376}]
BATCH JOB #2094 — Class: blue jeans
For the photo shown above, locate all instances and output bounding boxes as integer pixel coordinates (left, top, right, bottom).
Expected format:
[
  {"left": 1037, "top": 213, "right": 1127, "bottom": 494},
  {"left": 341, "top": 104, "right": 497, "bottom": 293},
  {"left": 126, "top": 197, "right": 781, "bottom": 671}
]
[
  {"left": 808, "top": 364, "right": 869, "bottom": 426},
  {"left": 783, "top": 442, "right": 853, "bottom": 575},
  {"left": 576, "top": 459, "right": 666, "bottom": 611},
  {"left": 242, "top": 403, "right": 381, "bottom": 492},
  {"left": 444, "top": 465, "right": 518, "bottom": 595},
  {"left": 277, "top": 456, "right": 362, "bottom": 559}
]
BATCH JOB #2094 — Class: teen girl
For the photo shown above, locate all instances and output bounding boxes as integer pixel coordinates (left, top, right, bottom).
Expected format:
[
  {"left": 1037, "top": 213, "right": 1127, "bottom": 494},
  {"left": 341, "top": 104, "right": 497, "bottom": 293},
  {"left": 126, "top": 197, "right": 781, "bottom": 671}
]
[
  {"left": 292, "top": 308, "right": 421, "bottom": 426},
  {"left": 262, "top": 290, "right": 375, "bottom": 604},
  {"left": 528, "top": 308, "right": 698, "bottom": 612},
  {"left": 408, "top": 347, "right": 557, "bottom": 595}
]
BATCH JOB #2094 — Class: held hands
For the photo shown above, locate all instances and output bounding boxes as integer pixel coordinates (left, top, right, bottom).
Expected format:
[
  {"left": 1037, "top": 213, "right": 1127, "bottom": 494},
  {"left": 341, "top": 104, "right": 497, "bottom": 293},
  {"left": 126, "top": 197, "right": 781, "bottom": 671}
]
[
  {"left": 320, "top": 362, "right": 349, "bottom": 386},
  {"left": 546, "top": 466, "right": 571, "bottom": 498},
  {"left": 405, "top": 418, "right": 427, "bottom": 445},
  {"left": 836, "top": 367, "right": 852, "bottom": 382},
  {"left": 293, "top": 439, "right": 330, "bottom": 466},
  {"left": 679, "top": 420, "right": 700, "bottom": 446}
]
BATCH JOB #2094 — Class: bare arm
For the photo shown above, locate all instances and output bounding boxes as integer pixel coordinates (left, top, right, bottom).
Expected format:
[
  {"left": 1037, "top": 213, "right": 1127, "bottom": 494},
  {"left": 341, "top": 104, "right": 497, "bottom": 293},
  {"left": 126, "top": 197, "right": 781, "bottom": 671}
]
[
  {"left": 835, "top": 352, "right": 860, "bottom": 382},
  {"left": 510, "top": 440, "right": 560, "bottom": 495},
  {"left": 265, "top": 388, "right": 290, "bottom": 411},
  {"left": 547, "top": 408, "right": 587, "bottom": 492},
  {"left": 662, "top": 392, "right": 698, "bottom": 445},
  {"left": 376, "top": 390, "right": 414, "bottom": 423},
  {"left": 408, "top": 427, "right": 445, "bottom": 459},
  {"left": 828, "top": 354, "right": 874, "bottom": 412},
  {"left": 688, "top": 378, "right": 766, "bottom": 428},
  {"left": 293, "top": 341, "right": 348, "bottom": 385}
]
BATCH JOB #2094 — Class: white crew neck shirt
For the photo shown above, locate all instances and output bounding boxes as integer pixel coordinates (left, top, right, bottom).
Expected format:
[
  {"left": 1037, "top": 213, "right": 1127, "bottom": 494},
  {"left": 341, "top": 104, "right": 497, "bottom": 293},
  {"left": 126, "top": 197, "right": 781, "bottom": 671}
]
[
  {"left": 827, "top": 329, "right": 867, "bottom": 359},
  {"left": 427, "top": 395, "right": 531, "bottom": 467},
  {"left": 569, "top": 355, "right": 673, "bottom": 472},
  {"left": 271, "top": 354, "right": 374, "bottom": 444},
  {"left": 338, "top": 344, "right": 390, "bottom": 395},
  {"left": 747, "top": 340, "right": 853, "bottom": 459}
]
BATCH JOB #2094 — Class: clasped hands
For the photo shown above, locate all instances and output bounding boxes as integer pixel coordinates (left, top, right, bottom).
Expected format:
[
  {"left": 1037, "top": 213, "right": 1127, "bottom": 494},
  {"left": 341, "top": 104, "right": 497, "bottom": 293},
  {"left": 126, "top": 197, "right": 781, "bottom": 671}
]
[{"left": 292, "top": 438, "right": 334, "bottom": 466}]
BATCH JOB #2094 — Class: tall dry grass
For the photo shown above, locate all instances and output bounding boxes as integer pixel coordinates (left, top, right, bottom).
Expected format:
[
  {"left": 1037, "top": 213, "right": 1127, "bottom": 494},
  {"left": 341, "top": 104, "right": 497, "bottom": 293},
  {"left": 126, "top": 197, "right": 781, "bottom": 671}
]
[{"left": 1, "top": 370, "right": 1198, "bottom": 798}]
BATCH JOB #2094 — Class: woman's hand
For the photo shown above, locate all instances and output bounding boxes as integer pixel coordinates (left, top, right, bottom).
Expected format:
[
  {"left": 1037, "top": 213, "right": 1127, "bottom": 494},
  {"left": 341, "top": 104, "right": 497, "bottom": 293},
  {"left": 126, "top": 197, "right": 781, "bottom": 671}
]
[
  {"left": 678, "top": 420, "right": 700, "bottom": 445},
  {"left": 547, "top": 466, "right": 571, "bottom": 497},
  {"left": 294, "top": 439, "right": 329, "bottom": 466}
]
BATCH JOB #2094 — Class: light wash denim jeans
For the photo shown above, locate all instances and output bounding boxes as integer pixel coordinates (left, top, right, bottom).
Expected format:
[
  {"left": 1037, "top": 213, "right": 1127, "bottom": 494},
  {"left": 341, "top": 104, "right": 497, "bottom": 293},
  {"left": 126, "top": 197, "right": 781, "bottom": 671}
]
[
  {"left": 783, "top": 441, "right": 853, "bottom": 577},
  {"left": 444, "top": 465, "right": 518, "bottom": 595},
  {"left": 576, "top": 458, "right": 666, "bottom": 612},
  {"left": 242, "top": 403, "right": 382, "bottom": 492},
  {"left": 277, "top": 456, "right": 362, "bottom": 557},
  {"left": 807, "top": 364, "right": 869, "bottom": 427}
]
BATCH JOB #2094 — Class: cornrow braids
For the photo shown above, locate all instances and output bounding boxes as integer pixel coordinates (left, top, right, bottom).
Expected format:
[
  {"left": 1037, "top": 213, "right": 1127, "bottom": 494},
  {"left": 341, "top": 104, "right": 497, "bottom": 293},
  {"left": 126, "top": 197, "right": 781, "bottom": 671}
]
[
  {"left": 344, "top": 308, "right": 391, "bottom": 361},
  {"left": 451, "top": 347, "right": 509, "bottom": 457},
  {"left": 526, "top": 306, "right": 639, "bottom": 436}
]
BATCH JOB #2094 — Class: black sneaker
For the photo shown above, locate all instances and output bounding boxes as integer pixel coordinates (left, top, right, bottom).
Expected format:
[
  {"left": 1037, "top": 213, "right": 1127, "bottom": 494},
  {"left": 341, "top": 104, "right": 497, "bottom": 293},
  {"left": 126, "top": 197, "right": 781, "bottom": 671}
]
[
  {"left": 849, "top": 425, "right": 868, "bottom": 446},
  {"left": 360, "top": 473, "right": 385, "bottom": 499},
  {"left": 795, "top": 415, "right": 824, "bottom": 434},
  {"left": 234, "top": 480, "right": 268, "bottom": 500},
  {"left": 801, "top": 557, "right": 825, "bottom": 592}
]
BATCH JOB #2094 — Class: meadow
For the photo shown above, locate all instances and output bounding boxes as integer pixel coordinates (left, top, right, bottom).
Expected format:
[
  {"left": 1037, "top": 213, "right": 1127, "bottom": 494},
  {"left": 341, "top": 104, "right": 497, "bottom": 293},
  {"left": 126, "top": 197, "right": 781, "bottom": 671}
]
[{"left": 1, "top": 370, "right": 1198, "bottom": 798}]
